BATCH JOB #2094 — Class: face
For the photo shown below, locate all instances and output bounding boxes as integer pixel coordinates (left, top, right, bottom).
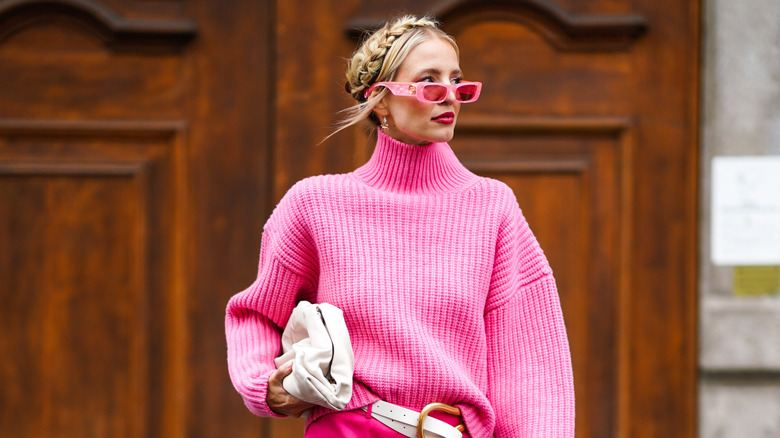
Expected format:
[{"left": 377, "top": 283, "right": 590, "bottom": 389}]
[{"left": 374, "top": 37, "right": 463, "bottom": 145}]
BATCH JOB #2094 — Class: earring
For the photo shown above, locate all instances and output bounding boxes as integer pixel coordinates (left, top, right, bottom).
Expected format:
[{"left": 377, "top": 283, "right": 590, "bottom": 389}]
[{"left": 380, "top": 116, "right": 388, "bottom": 130}]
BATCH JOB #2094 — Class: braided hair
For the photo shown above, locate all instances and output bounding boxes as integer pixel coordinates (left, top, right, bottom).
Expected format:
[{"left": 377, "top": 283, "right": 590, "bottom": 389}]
[
  {"left": 345, "top": 15, "right": 440, "bottom": 102},
  {"left": 326, "top": 15, "right": 458, "bottom": 139}
]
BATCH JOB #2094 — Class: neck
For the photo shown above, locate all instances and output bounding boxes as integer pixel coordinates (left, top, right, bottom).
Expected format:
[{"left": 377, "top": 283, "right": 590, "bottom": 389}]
[{"left": 352, "top": 129, "right": 476, "bottom": 195}]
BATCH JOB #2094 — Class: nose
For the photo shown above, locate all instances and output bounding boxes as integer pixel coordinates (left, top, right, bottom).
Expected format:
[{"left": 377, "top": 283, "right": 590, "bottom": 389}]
[{"left": 443, "top": 86, "right": 457, "bottom": 104}]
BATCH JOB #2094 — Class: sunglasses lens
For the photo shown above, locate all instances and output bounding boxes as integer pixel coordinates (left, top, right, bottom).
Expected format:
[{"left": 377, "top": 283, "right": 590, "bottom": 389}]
[
  {"left": 455, "top": 84, "right": 478, "bottom": 102},
  {"left": 419, "top": 83, "right": 480, "bottom": 102},
  {"left": 421, "top": 84, "right": 448, "bottom": 102}
]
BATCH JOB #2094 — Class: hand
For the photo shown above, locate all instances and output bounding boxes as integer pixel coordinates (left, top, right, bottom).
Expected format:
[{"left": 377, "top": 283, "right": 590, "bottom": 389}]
[{"left": 267, "top": 362, "right": 317, "bottom": 417}]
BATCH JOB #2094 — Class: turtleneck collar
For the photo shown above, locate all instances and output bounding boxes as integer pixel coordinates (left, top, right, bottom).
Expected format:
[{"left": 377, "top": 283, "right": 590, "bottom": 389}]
[{"left": 352, "top": 129, "right": 477, "bottom": 195}]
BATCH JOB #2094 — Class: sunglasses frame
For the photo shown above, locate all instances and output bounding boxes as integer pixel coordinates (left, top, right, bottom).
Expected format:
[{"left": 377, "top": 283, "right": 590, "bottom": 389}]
[{"left": 364, "top": 81, "right": 482, "bottom": 103}]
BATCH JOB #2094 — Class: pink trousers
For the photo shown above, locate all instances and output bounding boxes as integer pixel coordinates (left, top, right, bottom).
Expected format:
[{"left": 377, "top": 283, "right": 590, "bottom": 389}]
[{"left": 305, "top": 404, "right": 469, "bottom": 438}]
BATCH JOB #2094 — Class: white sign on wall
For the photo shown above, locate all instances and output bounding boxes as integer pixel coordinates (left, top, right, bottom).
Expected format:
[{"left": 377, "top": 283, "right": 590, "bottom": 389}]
[{"left": 711, "top": 156, "right": 780, "bottom": 265}]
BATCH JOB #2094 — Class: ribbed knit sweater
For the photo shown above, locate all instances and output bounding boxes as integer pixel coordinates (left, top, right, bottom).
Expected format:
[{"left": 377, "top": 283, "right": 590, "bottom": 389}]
[{"left": 225, "top": 130, "right": 575, "bottom": 437}]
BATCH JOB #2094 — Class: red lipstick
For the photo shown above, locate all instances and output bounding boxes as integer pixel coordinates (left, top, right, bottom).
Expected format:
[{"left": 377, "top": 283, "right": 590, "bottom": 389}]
[{"left": 432, "top": 111, "right": 455, "bottom": 124}]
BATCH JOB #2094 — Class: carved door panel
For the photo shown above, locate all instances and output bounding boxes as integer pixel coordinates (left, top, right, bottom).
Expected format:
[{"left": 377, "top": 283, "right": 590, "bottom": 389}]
[
  {"left": 451, "top": 12, "right": 647, "bottom": 437},
  {"left": 273, "top": 1, "right": 699, "bottom": 438},
  {"left": 448, "top": 3, "right": 699, "bottom": 435},
  {"left": 0, "top": 0, "right": 272, "bottom": 437}
]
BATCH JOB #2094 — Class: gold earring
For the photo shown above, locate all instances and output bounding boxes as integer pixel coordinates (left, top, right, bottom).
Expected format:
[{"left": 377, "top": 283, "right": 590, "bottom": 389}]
[{"left": 381, "top": 116, "right": 388, "bottom": 130}]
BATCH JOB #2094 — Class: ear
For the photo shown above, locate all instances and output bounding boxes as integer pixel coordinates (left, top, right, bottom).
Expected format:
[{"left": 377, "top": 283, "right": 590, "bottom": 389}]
[{"left": 372, "top": 96, "right": 389, "bottom": 119}]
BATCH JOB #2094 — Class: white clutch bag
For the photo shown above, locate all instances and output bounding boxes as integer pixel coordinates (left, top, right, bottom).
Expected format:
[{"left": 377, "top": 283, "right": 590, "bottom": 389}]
[{"left": 274, "top": 301, "right": 354, "bottom": 411}]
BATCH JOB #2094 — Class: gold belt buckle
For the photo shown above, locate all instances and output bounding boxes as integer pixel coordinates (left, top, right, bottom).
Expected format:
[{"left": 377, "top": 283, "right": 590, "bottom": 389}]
[{"left": 416, "top": 402, "right": 466, "bottom": 438}]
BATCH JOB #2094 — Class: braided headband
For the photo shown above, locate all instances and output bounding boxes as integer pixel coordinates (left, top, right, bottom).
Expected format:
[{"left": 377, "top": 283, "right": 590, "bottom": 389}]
[{"left": 346, "top": 19, "right": 437, "bottom": 101}]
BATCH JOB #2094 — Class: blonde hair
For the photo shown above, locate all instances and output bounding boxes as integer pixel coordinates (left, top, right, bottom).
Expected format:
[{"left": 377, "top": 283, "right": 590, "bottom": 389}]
[{"left": 328, "top": 15, "right": 458, "bottom": 139}]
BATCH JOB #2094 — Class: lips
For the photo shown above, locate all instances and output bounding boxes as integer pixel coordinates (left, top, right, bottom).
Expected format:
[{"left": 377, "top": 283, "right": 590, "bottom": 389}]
[{"left": 432, "top": 111, "right": 455, "bottom": 124}]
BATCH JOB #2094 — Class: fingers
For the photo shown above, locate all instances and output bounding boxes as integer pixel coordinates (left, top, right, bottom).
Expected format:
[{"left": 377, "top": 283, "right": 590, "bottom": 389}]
[
  {"left": 269, "top": 361, "right": 292, "bottom": 386},
  {"left": 267, "top": 363, "right": 316, "bottom": 417}
]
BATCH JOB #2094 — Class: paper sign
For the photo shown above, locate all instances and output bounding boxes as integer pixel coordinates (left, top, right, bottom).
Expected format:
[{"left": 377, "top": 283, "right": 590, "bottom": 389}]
[{"left": 711, "top": 156, "right": 780, "bottom": 265}]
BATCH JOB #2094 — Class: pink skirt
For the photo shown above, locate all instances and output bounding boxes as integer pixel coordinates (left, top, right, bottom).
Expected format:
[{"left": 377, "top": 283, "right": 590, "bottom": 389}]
[{"left": 305, "top": 404, "right": 468, "bottom": 438}]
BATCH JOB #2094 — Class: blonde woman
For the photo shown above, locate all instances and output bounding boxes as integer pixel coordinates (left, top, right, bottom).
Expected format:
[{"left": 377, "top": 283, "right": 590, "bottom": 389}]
[{"left": 226, "top": 15, "right": 575, "bottom": 438}]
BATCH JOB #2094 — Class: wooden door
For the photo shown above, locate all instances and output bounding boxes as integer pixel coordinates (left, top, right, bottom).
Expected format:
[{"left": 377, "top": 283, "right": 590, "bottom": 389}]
[
  {"left": 0, "top": 0, "right": 272, "bottom": 436},
  {"left": 0, "top": 0, "right": 698, "bottom": 437},
  {"left": 272, "top": 1, "right": 700, "bottom": 437}
]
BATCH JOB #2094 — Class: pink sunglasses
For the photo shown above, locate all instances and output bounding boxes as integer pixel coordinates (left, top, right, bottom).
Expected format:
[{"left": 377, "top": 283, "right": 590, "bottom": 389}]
[{"left": 364, "top": 81, "right": 482, "bottom": 103}]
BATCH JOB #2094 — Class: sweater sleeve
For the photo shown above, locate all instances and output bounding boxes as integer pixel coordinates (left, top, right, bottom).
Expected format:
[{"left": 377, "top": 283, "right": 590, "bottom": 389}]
[
  {"left": 225, "top": 183, "right": 319, "bottom": 417},
  {"left": 484, "top": 193, "right": 575, "bottom": 437}
]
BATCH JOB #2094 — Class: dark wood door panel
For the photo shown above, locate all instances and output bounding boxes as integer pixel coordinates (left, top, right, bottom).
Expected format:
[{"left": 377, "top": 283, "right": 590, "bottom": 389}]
[
  {"left": 0, "top": 173, "right": 146, "bottom": 437},
  {"left": 0, "top": 0, "right": 275, "bottom": 435},
  {"left": 0, "top": 121, "right": 185, "bottom": 437},
  {"left": 0, "top": 0, "right": 195, "bottom": 120},
  {"left": 457, "top": 118, "right": 634, "bottom": 438}
]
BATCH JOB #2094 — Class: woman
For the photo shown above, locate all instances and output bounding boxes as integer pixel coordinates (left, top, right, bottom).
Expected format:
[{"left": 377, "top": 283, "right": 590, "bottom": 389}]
[{"left": 226, "top": 15, "right": 574, "bottom": 438}]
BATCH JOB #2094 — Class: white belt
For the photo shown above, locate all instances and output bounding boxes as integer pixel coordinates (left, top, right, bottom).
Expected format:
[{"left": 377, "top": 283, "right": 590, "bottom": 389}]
[{"left": 361, "top": 400, "right": 464, "bottom": 438}]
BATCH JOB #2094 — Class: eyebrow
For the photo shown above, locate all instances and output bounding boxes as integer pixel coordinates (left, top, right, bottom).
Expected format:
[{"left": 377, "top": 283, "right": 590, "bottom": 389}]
[{"left": 413, "top": 67, "right": 463, "bottom": 77}]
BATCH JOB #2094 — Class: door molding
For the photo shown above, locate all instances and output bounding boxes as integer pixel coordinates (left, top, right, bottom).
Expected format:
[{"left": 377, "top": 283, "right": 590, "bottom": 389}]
[
  {"left": 346, "top": 0, "right": 646, "bottom": 50},
  {"left": 0, "top": 0, "right": 198, "bottom": 51}
]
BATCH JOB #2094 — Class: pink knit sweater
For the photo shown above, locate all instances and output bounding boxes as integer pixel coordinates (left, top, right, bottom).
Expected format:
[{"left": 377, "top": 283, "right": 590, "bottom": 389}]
[{"left": 225, "top": 130, "right": 575, "bottom": 437}]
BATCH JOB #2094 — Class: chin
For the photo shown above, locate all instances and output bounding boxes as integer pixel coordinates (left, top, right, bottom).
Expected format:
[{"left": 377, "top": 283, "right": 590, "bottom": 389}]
[
  {"left": 431, "top": 127, "right": 456, "bottom": 143},
  {"left": 392, "top": 125, "right": 456, "bottom": 145}
]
